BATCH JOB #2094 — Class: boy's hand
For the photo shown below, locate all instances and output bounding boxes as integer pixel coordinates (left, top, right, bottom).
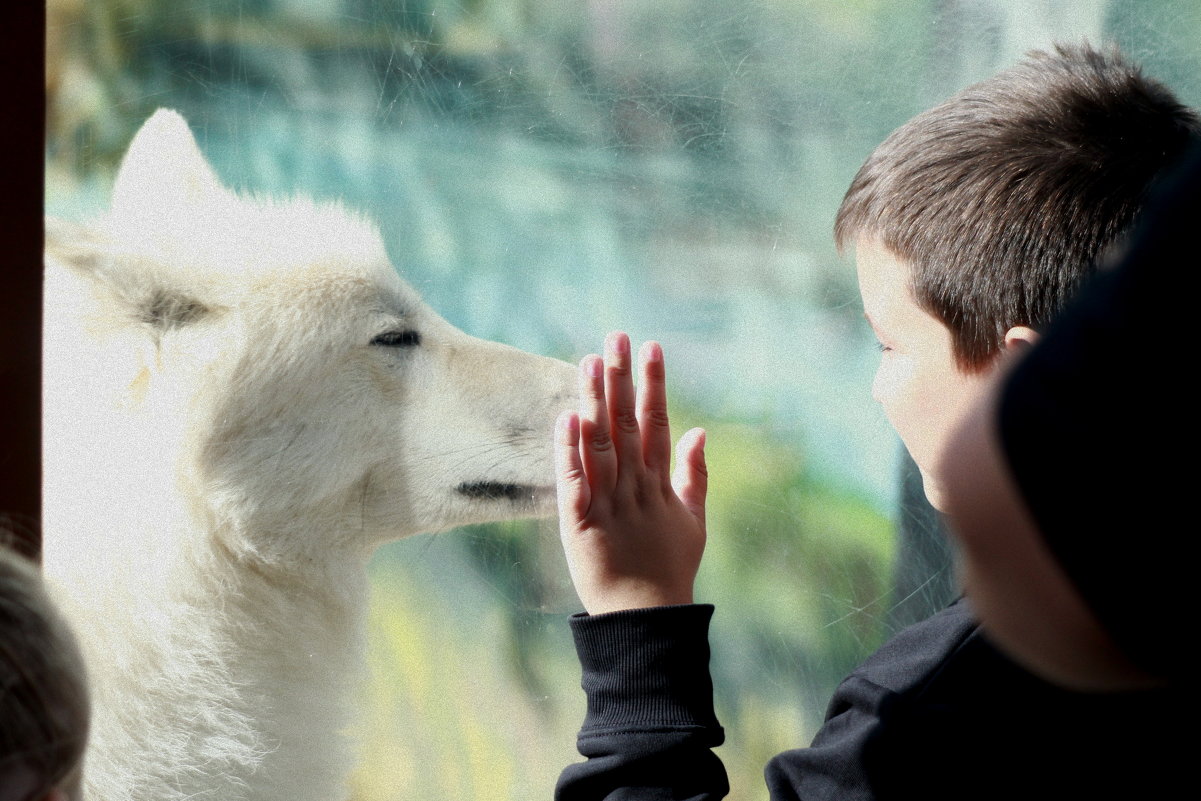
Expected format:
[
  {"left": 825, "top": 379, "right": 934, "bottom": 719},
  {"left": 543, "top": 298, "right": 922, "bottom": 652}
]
[{"left": 555, "top": 331, "right": 708, "bottom": 615}]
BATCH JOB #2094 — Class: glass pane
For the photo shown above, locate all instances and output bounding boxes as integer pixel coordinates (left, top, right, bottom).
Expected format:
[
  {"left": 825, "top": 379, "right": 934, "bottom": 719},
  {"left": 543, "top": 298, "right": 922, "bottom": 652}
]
[{"left": 44, "top": 1, "right": 1200, "bottom": 799}]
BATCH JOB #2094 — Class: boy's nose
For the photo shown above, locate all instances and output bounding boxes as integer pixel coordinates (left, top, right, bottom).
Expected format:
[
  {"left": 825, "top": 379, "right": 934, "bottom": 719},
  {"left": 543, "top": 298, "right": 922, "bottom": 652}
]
[{"left": 870, "top": 364, "right": 887, "bottom": 404}]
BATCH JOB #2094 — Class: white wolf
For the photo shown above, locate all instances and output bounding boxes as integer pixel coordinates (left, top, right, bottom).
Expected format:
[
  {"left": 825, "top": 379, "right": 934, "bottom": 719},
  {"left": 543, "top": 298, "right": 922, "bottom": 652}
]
[{"left": 42, "top": 109, "right": 576, "bottom": 801}]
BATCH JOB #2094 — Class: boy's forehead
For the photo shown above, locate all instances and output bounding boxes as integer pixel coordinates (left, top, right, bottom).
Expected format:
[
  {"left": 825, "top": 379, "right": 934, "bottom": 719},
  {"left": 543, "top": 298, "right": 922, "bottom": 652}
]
[
  {"left": 855, "top": 238, "right": 915, "bottom": 304},
  {"left": 855, "top": 237, "right": 954, "bottom": 345}
]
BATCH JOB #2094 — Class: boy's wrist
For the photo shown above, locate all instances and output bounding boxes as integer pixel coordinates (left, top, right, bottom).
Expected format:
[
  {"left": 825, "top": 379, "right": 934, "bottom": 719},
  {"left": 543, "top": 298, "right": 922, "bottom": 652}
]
[{"left": 579, "top": 585, "right": 695, "bottom": 616}]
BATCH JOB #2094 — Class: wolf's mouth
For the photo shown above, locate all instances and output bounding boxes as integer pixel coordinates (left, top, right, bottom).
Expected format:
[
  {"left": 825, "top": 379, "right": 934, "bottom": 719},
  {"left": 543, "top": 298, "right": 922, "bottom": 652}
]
[{"left": 456, "top": 481, "right": 537, "bottom": 503}]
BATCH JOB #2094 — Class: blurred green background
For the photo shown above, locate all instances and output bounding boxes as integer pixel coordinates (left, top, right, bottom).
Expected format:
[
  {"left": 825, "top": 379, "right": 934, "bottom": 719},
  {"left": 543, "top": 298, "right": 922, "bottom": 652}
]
[{"left": 44, "top": 1, "right": 1201, "bottom": 799}]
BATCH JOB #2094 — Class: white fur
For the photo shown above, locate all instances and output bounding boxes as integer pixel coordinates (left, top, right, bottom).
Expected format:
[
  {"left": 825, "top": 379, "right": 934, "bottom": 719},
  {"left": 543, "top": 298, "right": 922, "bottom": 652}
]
[{"left": 42, "top": 109, "right": 577, "bottom": 801}]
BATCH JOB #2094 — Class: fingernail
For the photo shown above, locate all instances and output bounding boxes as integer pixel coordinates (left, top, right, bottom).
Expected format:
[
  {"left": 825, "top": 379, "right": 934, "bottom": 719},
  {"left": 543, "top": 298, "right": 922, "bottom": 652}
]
[
  {"left": 643, "top": 341, "right": 662, "bottom": 362},
  {"left": 585, "top": 355, "right": 602, "bottom": 378},
  {"left": 608, "top": 331, "right": 629, "bottom": 356}
]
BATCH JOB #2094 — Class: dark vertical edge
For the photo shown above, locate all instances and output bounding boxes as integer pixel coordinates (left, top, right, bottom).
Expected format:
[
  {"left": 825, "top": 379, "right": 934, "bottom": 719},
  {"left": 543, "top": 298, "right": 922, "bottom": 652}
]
[{"left": 0, "top": 3, "right": 47, "bottom": 562}]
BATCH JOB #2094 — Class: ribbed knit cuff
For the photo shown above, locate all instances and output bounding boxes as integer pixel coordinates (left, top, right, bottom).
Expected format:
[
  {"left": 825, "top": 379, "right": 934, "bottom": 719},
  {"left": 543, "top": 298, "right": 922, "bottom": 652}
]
[{"left": 570, "top": 604, "right": 721, "bottom": 736}]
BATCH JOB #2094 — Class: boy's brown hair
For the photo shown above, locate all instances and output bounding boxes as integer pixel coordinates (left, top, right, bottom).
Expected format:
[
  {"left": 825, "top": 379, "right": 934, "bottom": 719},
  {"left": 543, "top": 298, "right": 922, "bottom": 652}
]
[{"left": 835, "top": 42, "right": 1201, "bottom": 370}]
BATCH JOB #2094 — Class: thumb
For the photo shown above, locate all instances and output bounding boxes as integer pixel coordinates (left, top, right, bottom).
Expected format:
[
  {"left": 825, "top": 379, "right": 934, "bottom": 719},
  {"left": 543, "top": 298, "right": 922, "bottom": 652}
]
[{"left": 672, "top": 427, "right": 707, "bottom": 523}]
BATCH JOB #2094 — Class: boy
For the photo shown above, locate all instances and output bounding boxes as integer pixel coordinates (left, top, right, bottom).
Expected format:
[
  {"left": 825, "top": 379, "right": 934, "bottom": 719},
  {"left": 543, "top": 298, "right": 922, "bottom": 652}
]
[{"left": 553, "top": 43, "right": 1200, "bottom": 800}]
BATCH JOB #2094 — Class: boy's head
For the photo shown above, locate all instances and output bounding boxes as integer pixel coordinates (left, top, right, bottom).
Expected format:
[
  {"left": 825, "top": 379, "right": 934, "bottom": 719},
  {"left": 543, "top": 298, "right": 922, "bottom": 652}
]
[
  {"left": 1, "top": 545, "right": 89, "bottom": 801},
  {"left": 838, "top": 42, "right": 1201, "bottom": 370},
  {"left": 837, "top": 42, "right": 1200, "bottom": 509}
]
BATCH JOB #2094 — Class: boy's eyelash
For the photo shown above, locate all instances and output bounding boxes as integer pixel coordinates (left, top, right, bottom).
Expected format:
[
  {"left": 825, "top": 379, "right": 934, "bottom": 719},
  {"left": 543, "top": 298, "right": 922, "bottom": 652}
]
[{"left": 875, "top": 342, "right": 891, "bottom": 353}]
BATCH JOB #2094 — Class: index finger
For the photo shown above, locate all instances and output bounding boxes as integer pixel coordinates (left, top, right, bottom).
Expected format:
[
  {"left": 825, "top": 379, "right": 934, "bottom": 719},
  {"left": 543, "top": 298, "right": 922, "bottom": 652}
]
[{"left": 554, "top": 410, "right": 591, "bottom": 521}]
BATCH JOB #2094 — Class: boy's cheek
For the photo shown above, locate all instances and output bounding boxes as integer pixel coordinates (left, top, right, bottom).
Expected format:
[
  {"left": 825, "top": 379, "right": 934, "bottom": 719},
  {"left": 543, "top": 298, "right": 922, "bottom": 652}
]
[
  {"left": 870, "top": 360, "right": 918, "bottom": 423},
  {"left": 870, "top": 358, "right": 903, "bottom": 405}
]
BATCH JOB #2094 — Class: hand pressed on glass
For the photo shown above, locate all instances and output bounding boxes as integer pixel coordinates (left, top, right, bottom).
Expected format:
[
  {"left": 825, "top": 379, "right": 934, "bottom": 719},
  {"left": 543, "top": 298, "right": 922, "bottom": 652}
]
[{"left": 554, "top": 331, "right": 708, "bottom": 615}]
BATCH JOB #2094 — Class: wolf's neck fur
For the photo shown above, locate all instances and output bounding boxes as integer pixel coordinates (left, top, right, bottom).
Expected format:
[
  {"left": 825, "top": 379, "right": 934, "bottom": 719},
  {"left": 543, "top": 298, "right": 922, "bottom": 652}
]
[
  {"left": 51, "top": 512, "right": 369, "bottom": 801},
  {"left": 42, "top": 265, "right": 374, "bottom": 801}
]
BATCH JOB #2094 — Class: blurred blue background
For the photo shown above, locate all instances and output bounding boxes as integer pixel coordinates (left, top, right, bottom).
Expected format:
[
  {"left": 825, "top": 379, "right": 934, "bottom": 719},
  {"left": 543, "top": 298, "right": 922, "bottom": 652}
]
[{"left": 45, "top": 2, "right": 1201, "bottom": 798}]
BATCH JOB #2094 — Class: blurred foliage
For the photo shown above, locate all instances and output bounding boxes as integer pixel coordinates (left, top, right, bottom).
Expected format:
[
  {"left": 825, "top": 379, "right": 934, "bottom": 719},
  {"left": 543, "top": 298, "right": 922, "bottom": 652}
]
[
  {"left": 45, "top": 0, "right": 939, "bottom": 258},
  {"left": 695, "top": 415, "right": 893, "bottom": 712},
  {"left": 353, "top": 539, "right": 581, "bottom": 801},
  {"left": 1106, "top": 0, "right": 1201, "bottom": 109}
]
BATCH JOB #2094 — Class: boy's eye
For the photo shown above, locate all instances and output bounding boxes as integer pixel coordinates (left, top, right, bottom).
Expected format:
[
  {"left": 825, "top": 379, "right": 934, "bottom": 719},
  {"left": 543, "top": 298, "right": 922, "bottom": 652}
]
[
  {"left": 371, "top": 330, "right": 421, "bottom": 347},
  {"left": 874, "top": 342, "right": 891, "bottom": 353}
]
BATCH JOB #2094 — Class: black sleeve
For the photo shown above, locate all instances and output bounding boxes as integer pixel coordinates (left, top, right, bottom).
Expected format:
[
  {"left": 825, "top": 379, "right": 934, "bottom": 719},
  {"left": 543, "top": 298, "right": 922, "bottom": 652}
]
[{"left": 555, "top": 604, "right": 730, "bottom": 801}]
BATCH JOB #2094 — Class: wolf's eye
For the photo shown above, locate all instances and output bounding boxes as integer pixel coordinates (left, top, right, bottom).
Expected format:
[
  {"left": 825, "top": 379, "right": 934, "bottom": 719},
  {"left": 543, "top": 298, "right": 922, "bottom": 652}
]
[{"left": 371, "top": 330, "right": 421, "bottom": 347}]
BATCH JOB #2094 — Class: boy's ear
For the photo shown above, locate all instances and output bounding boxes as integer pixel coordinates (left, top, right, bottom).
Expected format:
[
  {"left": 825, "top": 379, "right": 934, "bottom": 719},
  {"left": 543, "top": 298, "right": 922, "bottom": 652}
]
[
  {"left": 1002, "top": 325, "right": 1040, "bottom": 353},
  {"left": 110, "top": 108, "right": 224, "bottom": 224}
]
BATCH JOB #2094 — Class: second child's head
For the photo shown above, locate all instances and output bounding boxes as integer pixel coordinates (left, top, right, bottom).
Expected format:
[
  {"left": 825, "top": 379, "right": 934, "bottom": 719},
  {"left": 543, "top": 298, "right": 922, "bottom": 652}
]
[
  {"left": 1, "top": 546, "right": 90, "bottom": 801},
  {"left": 835, "top": 42, "right": 1200, "bottom": 509}
]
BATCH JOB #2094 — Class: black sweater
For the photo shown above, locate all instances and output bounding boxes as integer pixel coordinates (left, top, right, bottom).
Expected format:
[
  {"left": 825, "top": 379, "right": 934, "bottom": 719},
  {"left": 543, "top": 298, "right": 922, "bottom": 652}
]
[{"left": 557, "top": 599, "right": 1179, "bottom": 801}]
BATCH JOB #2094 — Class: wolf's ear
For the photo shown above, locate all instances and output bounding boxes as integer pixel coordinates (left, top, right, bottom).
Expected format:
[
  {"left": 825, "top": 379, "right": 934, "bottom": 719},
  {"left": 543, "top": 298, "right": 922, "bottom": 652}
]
[
  {"left": 45, "top": 215, "right": 215, "bottom": 337},
  {"left": 110, "top": 109, "right": 225, "bottom": 223},
  {"left": 44, "top": 216, "right": 107, "bottom": 276}
]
